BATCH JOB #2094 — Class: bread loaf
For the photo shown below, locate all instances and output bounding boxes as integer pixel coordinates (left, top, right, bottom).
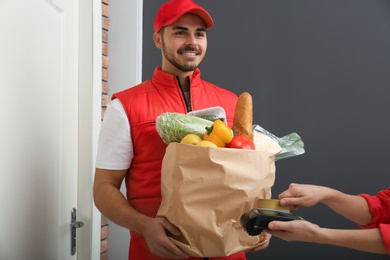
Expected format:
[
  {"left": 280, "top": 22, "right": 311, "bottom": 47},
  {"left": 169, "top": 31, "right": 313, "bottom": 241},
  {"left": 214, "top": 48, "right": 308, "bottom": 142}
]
[
  {"left": 252, "top": 131, "right": 282, "bottom": 155},
  {"left": 233, "top": 92, "right": 253, "bottom": 139}
]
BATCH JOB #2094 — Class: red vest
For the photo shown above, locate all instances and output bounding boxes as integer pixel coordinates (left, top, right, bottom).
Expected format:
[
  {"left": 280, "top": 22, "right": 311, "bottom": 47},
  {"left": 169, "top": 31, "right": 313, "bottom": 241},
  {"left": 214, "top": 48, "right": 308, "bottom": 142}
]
[{"left": 113, "top": 68, "right": 245, "bottom": 260}]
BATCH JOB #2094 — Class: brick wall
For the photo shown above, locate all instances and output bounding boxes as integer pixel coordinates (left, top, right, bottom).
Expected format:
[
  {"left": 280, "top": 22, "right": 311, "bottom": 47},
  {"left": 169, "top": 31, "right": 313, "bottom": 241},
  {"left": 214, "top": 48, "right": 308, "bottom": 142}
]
[
  {"left": 101, "top": 0, "right": 110, "bottom": 259},
  {"left": 102, "top": 0, "right": 110, "bottom": 118}
]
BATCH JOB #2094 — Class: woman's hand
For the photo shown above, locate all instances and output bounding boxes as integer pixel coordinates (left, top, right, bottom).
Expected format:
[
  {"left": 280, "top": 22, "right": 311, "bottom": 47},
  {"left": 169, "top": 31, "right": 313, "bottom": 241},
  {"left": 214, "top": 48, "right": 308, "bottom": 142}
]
[
  {"left": 278, "top": 183, "right": 333, "bottom": 210},
  {"left": 267, "top": 220, "right": 320, "bottom": 243}
]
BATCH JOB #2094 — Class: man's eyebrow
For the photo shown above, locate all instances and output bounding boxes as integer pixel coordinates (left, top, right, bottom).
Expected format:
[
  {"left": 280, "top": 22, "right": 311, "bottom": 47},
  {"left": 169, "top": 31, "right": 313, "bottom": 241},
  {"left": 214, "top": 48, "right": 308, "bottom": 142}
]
[
  {"left": 172, "top": 26, "right": 207, "bottom": 32},
  {"left": 196, "top": 28, "right": 207, "bottom": 32}
]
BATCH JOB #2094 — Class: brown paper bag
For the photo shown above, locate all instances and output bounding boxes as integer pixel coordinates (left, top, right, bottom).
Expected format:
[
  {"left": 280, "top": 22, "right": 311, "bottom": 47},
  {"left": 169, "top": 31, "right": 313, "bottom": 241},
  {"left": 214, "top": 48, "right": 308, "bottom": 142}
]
[{"left": 157, "top": 143, "right": 277, "bottom": 257}]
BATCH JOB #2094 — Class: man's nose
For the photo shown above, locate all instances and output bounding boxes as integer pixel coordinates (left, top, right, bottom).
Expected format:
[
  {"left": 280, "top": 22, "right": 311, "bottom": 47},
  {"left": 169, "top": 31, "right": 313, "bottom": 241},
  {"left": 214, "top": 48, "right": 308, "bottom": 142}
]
[{"left": 186, "top": 35, "right": 197, "bottom": 46}]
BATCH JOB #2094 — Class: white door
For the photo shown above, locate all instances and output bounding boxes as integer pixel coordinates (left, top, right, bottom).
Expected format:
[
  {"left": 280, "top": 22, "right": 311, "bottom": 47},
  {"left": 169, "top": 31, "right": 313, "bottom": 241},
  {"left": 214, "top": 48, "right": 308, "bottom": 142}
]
[{"left": 0, "top": 0, "right": 88, "bottom": 259}]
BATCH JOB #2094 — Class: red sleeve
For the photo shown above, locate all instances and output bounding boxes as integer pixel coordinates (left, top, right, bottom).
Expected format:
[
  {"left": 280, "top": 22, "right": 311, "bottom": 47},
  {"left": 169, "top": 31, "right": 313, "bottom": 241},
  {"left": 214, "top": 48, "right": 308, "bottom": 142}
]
[{"left": 359, "top": 188, "right": 390, "bottom": 255}]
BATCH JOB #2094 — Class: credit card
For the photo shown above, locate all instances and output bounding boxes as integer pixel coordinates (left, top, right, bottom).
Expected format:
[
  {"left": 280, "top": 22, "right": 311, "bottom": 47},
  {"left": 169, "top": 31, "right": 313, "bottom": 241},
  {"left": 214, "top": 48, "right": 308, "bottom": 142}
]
[{"left": 257, "top": 199, "right": 290, "bottom": 213}]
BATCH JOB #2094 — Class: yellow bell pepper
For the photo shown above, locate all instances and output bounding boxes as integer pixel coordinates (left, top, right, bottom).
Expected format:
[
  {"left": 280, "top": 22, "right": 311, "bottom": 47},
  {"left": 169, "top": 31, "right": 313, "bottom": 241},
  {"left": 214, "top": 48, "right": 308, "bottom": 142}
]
[{"left": 204, "top": 119, "right": 233, "bottom": 147}]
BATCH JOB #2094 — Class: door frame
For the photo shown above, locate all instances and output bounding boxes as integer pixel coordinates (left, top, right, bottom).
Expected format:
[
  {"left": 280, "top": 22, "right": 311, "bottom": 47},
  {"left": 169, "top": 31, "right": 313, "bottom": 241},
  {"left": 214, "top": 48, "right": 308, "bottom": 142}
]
[
  {"left": 103, "top": 0, "right": 143, "bottom": 258},
  {"left": 77, "top": 0, "right": 102, "bottom": 259}
]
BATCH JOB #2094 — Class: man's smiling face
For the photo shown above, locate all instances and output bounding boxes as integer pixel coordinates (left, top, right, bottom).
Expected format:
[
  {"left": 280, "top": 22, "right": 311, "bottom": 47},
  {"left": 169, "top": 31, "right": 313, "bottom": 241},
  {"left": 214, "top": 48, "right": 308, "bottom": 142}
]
[{"left": 157, "top": 13, "right": 208, "bottom": 76}]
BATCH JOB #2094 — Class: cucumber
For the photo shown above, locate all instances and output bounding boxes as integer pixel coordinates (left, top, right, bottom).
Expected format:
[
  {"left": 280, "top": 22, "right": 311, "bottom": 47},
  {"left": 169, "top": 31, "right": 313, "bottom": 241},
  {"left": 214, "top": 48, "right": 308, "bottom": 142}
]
[{"left": 156, "top": 112, "right": 213, "bottom": 144}]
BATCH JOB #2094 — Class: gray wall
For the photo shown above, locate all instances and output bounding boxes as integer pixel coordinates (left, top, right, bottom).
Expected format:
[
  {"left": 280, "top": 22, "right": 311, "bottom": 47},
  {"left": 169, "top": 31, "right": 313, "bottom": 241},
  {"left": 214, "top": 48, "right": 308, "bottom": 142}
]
[{"left": 143, "top": 1, "right": 390, "bottom": 259}]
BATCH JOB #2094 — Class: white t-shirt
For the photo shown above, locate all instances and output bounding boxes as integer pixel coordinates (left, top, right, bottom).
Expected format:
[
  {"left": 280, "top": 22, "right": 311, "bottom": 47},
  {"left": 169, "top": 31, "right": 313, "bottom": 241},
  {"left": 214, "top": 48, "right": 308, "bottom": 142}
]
[
  {"left": 95, "top": 91, "right": 191, "bottom": 170},
  {"left": 95, "top": 99, "right": 133, "bottom": 170}
]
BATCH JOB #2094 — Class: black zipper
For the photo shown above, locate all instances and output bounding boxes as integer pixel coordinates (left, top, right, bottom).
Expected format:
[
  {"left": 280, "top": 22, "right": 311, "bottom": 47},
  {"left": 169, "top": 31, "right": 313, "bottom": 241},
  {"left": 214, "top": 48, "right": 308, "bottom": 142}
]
[{"left": 176, "top": 76, "right": 192, "bottom": 112}]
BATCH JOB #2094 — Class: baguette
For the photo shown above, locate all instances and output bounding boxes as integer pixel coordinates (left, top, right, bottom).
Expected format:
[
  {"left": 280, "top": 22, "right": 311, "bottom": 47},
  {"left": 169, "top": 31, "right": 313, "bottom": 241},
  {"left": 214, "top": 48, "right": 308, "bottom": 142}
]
[{"left": 233, "top": 92, "right": 253, "bottom": 139}]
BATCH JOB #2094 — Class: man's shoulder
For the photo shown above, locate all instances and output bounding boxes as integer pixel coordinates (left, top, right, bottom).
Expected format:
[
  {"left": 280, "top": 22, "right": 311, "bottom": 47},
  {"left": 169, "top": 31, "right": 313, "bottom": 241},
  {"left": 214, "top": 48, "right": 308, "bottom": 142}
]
[
  {"left": 113, "top": 80, "right": 153, "bottom": 98},
  {"left": 200, "top": 80, "right": 238, "bottom": 98}
]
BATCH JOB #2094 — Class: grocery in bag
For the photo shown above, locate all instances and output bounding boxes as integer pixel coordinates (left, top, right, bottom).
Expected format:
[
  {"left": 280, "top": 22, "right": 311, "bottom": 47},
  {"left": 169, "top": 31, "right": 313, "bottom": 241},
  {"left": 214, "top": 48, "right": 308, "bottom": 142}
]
[{"left": 155, "top": 92, "right": 304, "bottom": 256}]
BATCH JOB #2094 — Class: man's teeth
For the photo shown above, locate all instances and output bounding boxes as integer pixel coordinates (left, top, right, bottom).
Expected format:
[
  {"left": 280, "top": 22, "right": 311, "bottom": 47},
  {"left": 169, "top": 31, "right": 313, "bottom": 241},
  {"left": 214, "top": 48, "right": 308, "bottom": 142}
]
[{"left": 183, "top": 52, "right": 196, "bottom": 56}]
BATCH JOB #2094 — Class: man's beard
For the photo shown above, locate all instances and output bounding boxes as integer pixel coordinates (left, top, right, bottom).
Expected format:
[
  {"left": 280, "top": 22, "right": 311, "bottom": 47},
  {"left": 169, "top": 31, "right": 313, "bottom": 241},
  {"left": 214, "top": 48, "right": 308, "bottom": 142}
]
[{"left": 162, "top": 43, "right": 203, "bottom": 72}]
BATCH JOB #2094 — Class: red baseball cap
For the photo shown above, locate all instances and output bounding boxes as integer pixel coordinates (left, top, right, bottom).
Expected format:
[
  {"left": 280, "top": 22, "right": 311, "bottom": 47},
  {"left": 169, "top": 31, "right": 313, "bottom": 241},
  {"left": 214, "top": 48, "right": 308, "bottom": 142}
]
[{"left": 153, "top": 0, "right": 214, "bottom": 33}]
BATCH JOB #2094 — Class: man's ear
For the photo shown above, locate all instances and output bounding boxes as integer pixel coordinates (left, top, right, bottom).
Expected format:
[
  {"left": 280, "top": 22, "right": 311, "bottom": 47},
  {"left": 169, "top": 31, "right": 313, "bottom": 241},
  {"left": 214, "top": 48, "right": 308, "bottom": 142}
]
[{"left": 153, "top": 32, "right": 162, "bottom": 49}]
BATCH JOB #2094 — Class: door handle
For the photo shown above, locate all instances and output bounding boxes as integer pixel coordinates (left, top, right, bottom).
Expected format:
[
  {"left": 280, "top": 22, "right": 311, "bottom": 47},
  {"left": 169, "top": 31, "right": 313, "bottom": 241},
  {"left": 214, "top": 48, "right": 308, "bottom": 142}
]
[{"left": 70, "top": 208, "right": 84, "bottom": 255}]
